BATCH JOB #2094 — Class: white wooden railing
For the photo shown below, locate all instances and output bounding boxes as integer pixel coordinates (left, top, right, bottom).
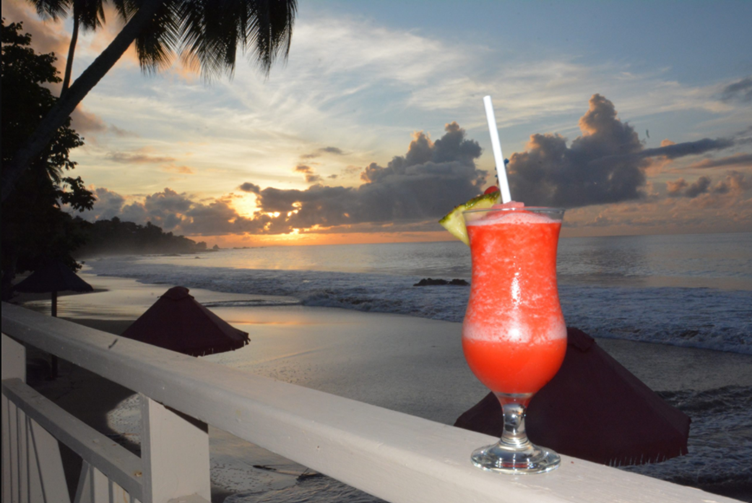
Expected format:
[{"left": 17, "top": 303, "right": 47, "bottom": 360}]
[{"left": 1, "top": 302, "right": 741, "bottom": 503}]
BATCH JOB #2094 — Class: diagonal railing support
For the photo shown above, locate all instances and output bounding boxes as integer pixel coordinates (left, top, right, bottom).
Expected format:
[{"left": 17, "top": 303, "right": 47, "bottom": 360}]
[{"left": 2, "top": 377, "right": 143, "bottom": 503}]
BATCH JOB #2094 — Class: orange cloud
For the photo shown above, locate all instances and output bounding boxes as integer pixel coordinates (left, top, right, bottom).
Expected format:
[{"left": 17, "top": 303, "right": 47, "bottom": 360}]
[
  {"left": 162, "top": 165, "right": 195, "bottom": 175},
  {"left": 294, "top": 164, "right": 322, "bottom": 184},
  {"left": 688, "top": 153, "right": 752, "bottom": 170},
  {"left": 2, "top": 0, "right": 70, "bottom": 76},
  {"left": 666, "top": 178, "right": 689, "bottom": 196},
  {"left": 106, "top": 148, "right": 176, "bottom": 164},
  {"left": 70, "top": 105, "right": 107, "bottom": 134},
  {"left": 643, "top": 156, "right": 674, "bottom": 176}
]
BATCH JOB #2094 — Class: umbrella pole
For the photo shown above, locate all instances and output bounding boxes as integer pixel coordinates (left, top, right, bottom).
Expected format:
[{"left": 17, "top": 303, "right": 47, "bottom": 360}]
[{"left": 50, "top": 291, "right": 59, "bottom": 379}]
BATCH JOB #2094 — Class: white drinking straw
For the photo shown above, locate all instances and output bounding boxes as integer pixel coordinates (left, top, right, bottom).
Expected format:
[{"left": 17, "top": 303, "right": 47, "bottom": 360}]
[{"left": 483, "top": 95, "right": 512, "bottom": 204}]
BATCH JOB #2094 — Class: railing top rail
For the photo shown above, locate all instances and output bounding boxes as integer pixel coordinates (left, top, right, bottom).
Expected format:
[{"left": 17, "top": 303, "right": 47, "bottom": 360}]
[{"left": 2, "top": 303, "right": 738, "bottom": 503}]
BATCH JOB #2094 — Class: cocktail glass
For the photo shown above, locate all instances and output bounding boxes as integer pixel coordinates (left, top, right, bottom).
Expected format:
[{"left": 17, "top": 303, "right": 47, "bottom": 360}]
[{"left": 462, "top": 206, "right": 566, "bottom": 474}]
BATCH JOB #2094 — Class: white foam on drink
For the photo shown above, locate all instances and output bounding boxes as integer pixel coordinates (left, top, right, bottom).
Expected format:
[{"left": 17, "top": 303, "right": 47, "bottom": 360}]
[
  {"left": 467, "top": 209, "right": 558, "bottom": 227},
  {"left": 463, "top": 315, "right": 567, "bottom": 344}
]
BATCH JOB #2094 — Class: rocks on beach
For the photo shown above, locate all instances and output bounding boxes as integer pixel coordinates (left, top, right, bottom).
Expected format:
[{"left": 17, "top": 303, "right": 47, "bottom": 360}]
[{"left": 413, "top": 278, "right": 469, "bottom": 287}]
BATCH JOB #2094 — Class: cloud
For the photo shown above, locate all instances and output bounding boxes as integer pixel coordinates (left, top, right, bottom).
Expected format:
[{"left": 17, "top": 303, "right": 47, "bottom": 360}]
[
  {"left": 284, "top": 14, "right": 729, "bottom": 130},
  {"left": 106, "top": 151, "right": 177, "bottom": 164},
  {"left": 70, "top": 106, "right": 107, "bottom": 134},
  {"left": 143, "top": 189, "right": 190, "bottom": 210},
  {"left": 688, "top": 153, "right": 752, "bottom": 169},
  {"left": 238, "top": 182, "right": 261, "bottom": 194},
  {"left": 251, "top": 122, "right": 484, "bottom": 233},
  {"left": 507, "top": 94, "right": 740, "bottom": 208},
  {"left": 162, "top": 165, "right": 195, "bottom": 175},
  {"left": 69, "top": 105, "right": 138, "bottom": 138},
  {"left": 666, "top": 171, "right": 750, "bottom": 198},
  {"left": 79, "top": 187, "right": 268, "bottom": 236},
  {"left": 508, "top": 94, "right": 646, "bottom": 207},
  {"left": 721, "top": 77, "right": 752, "bottom": 103},
  {"left": 95, "top": 123, "right": 484, "bottom": 237},
  {"left": 685, "top": 177, "right": 711, "bottom": 198},
  {"left": 342, "top": 166, "right": 361, "bottom": 177},
  {"left": 80, "top": 187, "right": 204, "bottom": 230},
  {"left": 666, "top": 178, "right": 688, "bottom": 197},
  {"left": 636, "top": 138, "right": 735, "bottom": 160},
  {"left": 301, "top": 146, "right": 346, "bottom": 159},
  {"left": 294, "top": 164, "right": 323, "bottom": 184},
  {"left": 320, "top": 146, "right": 345, "bottom": 155},
  {"left": 713, "top": 171, "right": 752, "bottom": 194},
  {"left": 108, "top": 125, "right": 137, "bottom": 137},
  {"left": 87, "top": 187, "right": 126, "bottom": 220}
]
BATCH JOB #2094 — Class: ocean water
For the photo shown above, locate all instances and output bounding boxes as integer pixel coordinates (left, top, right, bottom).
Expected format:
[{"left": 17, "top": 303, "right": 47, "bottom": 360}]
[
  {"left": 85, "top": 232, "right": 752, "bottom": 355},
  {"left": 80, "top": 232, "right": 752, "bottom": 502}
]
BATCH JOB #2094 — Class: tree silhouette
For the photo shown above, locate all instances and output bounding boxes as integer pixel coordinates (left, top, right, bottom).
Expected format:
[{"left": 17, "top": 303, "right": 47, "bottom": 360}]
[
  {"left": 75, "top": 217, "right": 207, "bottom": 256},
  {"left": 2, "top": 0, "right": 297, "bottom": 203},
  {"left": 1, "top": 20, "right": 94, "bottom": 299}
]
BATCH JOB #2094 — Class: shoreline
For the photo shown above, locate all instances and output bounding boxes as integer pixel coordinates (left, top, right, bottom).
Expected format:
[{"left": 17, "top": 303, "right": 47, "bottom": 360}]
[{"left": 11, "top": 273, "right": 752, "bottom": 502}]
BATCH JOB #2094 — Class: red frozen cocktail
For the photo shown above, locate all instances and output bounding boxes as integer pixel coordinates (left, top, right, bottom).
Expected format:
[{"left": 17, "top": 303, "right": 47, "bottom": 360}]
[
  {"left": 463, "top": 207, "right": 566, "bottom": 394},
  {"left": 462, "top": 205, "right": 566, "bottom": 473}
]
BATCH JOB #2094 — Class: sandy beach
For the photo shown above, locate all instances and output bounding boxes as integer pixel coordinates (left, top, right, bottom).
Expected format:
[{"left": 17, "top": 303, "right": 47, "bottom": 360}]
[{"left": 14, "top": 273, "right": 752, "bottom": 502}]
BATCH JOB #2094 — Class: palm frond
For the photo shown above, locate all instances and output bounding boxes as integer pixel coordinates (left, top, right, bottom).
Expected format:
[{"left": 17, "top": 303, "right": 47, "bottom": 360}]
[
  {"left": 133, "top": 0, "right": 183, "bottom": 73},
  {"left": 73, "top": 0, "right": 107, "bottom": 31},
  {"left": 28, "top": 0, "right": 71, "bottom": 21},
  {"left": 32, "top": 0, "right": 295, "bottom": 78},
  {"left": 111, "top": 0, "right": 139, "bottom": 21},
  {"left": 176, "top": 0, "right": 296, "bottom": 80}
]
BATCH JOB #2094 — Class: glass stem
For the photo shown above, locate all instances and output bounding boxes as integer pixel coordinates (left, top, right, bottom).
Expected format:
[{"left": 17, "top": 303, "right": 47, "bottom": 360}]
[{"left": 495, "top": 393, "right": 533, "bottom": 449}]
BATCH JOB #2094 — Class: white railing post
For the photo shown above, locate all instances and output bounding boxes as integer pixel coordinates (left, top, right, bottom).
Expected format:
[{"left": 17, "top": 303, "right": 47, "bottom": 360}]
[
  {"left": 27, "top": 418, "right": 70, "bottom": 503},
  {"left": 2, "top": 333, "right": 27, "bottom": 503},
  {"left": 73, "top": 461, "right": 130, "bottom": 503},
  {"left": 140, "top": 395, "right": 210, "bottom": 503},
  {"left": 73, "top": 462, "right": 108, "bottom": 503},
  {"left": 1, "top": 334, "right": 25, "bottom": 382}
]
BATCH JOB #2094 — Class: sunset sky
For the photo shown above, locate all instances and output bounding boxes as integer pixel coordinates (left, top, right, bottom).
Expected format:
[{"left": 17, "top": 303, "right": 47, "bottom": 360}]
[{"left": 4, "top": 0, "right": 752, "bottom": 247}]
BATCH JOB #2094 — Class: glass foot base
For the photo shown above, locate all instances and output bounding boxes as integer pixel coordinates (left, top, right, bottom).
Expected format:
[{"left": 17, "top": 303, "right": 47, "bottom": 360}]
[{"left": 471, "top": 442, "right": 560, "bottom": 474}]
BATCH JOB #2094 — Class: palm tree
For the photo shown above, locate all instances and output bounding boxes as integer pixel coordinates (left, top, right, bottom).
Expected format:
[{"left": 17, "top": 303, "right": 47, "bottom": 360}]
[
  {"left": 2, "top": 0, "right": 297, "bottom": 203},
  {"left": 29, "top": 0, "right": 108, "bottom": 94}
]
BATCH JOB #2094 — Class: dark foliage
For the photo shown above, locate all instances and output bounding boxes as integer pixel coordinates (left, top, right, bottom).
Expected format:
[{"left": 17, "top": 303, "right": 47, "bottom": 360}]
[
  {"left": 1, "top": 20, "right": 94, "bottom": 298},
  {"left": 75, "top": 217, "right": 207, "bottom": 256}
]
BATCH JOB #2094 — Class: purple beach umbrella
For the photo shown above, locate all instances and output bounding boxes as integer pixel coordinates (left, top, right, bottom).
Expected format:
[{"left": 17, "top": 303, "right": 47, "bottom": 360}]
[
  {"left": 121, "top": 286, "right": 249, "bottom": 356},
  {"left": 454, "top": 327, "right": 691, "bottom": 466}
]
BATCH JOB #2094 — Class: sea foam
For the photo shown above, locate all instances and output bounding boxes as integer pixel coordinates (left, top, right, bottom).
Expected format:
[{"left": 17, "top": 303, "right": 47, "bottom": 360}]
[{"left": 84, "top": 255, "right": 751, "bottom": 355}]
